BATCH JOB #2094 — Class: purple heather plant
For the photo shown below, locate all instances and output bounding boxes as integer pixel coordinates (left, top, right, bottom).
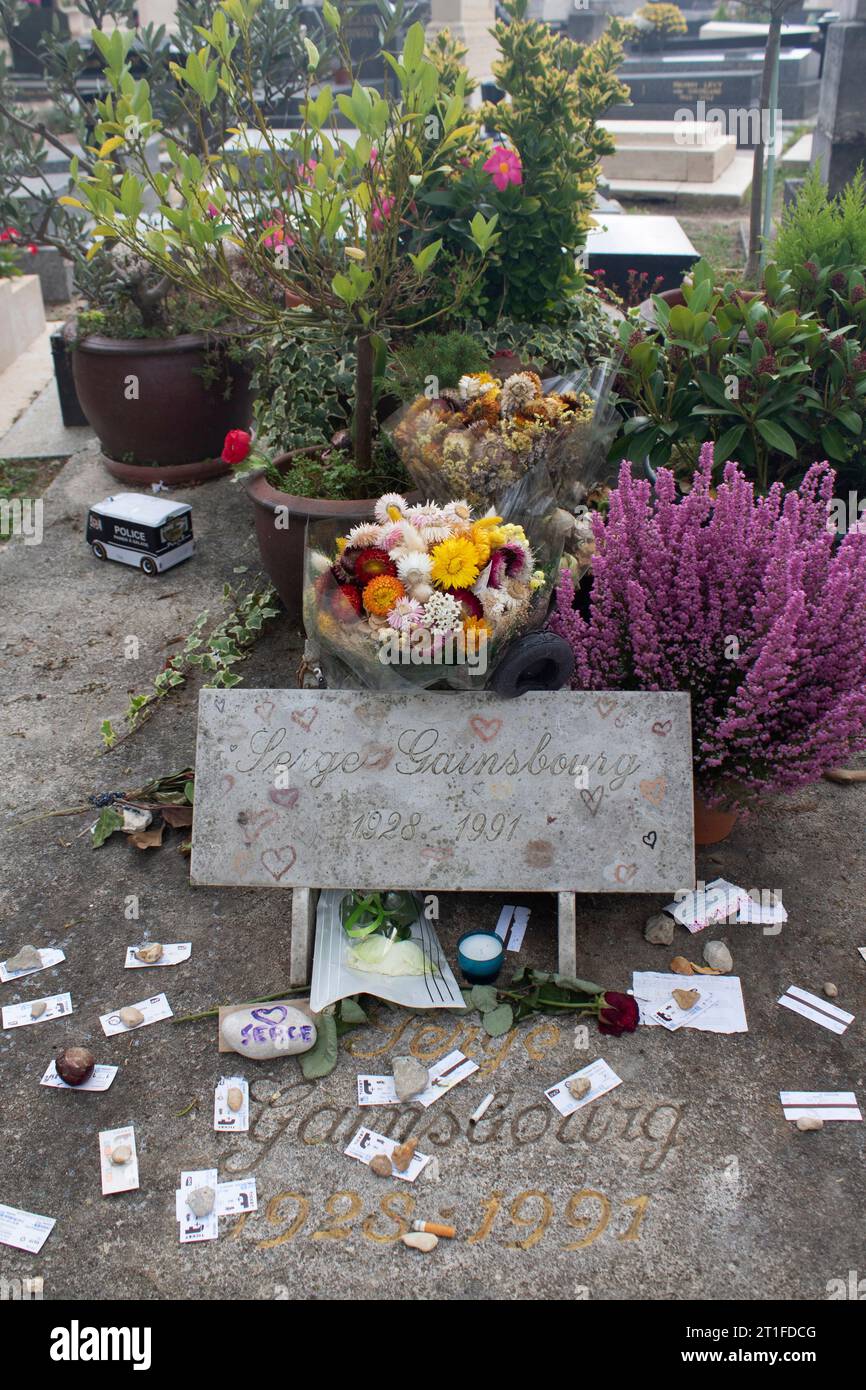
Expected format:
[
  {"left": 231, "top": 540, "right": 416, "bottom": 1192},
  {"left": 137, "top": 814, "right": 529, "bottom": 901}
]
[{"left": 549, "top": 443, "right": 866, "bottom": 809}]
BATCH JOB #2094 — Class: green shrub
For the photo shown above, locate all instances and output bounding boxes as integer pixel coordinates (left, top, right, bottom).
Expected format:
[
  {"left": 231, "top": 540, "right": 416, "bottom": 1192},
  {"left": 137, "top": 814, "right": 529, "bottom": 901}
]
[
  {"left": 390, "top": 331, "right": 489, "bottom": 400},
  {"left": 612, "top": 259, "right": 866, "bottom": 492},
  {"left": 774, "top": 166, "right": 866, "bottom": 280}
]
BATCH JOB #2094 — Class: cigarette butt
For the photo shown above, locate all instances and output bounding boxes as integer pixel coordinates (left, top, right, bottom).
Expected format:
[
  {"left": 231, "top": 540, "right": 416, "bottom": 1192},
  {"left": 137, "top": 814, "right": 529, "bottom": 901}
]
[
  {"left": 413, "top": 1220, "right": 456, "bottom": 1239},
  {"left": 469, "top": 1092, "right": 494, "bottom": 1124}
]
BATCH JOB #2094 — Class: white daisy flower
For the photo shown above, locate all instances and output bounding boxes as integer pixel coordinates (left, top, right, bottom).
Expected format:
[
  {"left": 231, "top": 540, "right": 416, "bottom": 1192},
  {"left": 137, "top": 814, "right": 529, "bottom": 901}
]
[
  {"left": 374, "top": 492, "right": 408, "bottom": 525},
  {"left": 396, "top": 551, "right": 433, "bottom": 585},
  {"left": 346, "top": 522, "right": 384, "bottom": 549}
]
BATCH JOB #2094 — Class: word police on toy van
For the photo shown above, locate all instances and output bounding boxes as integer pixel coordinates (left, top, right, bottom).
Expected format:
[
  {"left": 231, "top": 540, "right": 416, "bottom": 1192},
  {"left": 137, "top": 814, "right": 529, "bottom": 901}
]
[{"left": 86, "top": 493, "right": 195, "bottom": 576}]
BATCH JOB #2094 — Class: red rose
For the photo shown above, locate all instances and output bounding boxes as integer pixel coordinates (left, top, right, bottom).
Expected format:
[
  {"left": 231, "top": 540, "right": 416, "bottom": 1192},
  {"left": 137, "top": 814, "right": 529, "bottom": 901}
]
[
  {"left": 598, "top": 990, "right": 639, "bottom": 1037},
  {"left": 222, "top": 429, "right": 252, "bottom": 464}
]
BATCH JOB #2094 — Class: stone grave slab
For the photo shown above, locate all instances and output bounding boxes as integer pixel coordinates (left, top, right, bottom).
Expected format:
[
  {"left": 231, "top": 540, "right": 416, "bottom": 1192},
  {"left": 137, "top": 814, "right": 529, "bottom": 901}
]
[
  {"left": 586, "top": 212, "right": 699, "bottom": 294},
  {"left": 191, "top": 688, "right": 694, "bottom": 896}
]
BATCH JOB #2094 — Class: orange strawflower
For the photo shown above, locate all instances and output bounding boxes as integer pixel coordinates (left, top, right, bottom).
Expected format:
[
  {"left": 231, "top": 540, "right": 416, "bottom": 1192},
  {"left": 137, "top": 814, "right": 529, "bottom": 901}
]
[{"left": 363, "top": 574, "right": 405, "bottom": 616}]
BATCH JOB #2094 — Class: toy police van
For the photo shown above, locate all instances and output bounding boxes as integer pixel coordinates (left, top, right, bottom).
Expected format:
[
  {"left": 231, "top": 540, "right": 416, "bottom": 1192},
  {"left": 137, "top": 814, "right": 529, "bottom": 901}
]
[{"left": 86, "top": 493, "right": 195, "bottom": 575}]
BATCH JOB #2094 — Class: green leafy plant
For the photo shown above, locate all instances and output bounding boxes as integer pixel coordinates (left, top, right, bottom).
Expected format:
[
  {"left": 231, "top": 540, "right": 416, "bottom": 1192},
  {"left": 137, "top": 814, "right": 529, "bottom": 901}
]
[
  {"left": 390, "top": 330, "right": 489, "bottom": 400},
  {"left": 414, "top": 0, "right": 629, "bottom": 325},
  {"left": 100, "top": 581, "right": 279, "bottom": 748},
  {"left": 0, "top": 0, "right": 330, "bottom": 328},
  {"left": 72, "top": 1, "right": 497, "bottom": 477},
  {"left": 613, "top": 259, "right": 866, "bottom": 491}
]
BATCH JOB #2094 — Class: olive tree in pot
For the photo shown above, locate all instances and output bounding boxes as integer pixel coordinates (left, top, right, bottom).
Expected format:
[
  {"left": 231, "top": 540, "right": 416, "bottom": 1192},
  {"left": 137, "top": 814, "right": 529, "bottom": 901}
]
[{"left": 73, "top": 0, "right": 498, "bottom": 613}]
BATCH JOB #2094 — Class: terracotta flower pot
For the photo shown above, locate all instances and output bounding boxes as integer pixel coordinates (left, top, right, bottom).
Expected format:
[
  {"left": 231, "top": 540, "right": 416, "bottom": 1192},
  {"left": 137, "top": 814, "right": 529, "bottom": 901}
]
[
  {"left": 72, "top": 331, "right": 252, "bottom": 476},
  {"left": 693, "top": 795, "right": 738, "bottom": 846}
]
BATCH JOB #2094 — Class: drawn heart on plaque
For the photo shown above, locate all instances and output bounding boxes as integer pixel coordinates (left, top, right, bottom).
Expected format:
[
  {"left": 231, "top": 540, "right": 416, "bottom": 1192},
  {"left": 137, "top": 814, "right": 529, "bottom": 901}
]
[
  {"left": 291, "top": 707, "right": 318, "bottom": 733},
  {"left": 230, "top": 744, "right": 238, "bottom": 752},
  {"left": 642, "top": 831, "right": 658, "bottom": 849},
  {"left": 470, "top": 715, "right": 502, "bottom": 742},
  {"left": 255, "top": 698, "right": 275, "bottom": 723},
  {"left": 240, "top": 810, "right": 277, "bottom": 845},
  {"left": 651, "top": 719, "right": 672, "bottom": 737},
  {"left": 214, "top": 695, "right": 226, "bottom": 713},
  {"left": 221, "top": 774, "right": 236, "bottom": 792},
  {"left": 269, "top": 786, "right": 299, "bottom": 810},
  {"left": 261, "top": 846, "right": 297, "bottom": 881},
  {"left": 580, "top": 785, "right": 604, "bottom": 817},
  {"left": 594, "top": 696, "right": 616, "bottom": 719},
  {"left": 640, "top": 776, "right": 666, "bottom": 807},
  {"left": 615, "top": 862, "right": 638, "bottom": 884}
]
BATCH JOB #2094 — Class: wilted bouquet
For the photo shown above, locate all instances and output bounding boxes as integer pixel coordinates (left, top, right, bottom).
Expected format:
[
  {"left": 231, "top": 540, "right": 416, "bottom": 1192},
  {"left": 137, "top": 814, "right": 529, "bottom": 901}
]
[
  {"left": 305, "top": 490, "right": 552, "bottom": 689},
  {"left": 390, "top": 370, "right": 594, "bottom": 511}
]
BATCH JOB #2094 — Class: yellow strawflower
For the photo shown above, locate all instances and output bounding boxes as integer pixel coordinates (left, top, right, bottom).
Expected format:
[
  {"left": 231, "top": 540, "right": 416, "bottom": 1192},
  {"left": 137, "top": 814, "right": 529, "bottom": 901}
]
[{"left": 430, "top": 535, "right": 481, "bottom": 589}]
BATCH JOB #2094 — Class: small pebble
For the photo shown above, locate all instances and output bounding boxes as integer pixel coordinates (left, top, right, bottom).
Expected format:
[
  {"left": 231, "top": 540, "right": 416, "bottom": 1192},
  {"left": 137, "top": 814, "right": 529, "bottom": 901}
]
[
  {"left": 227, "top": 1087, "right": 244, "bottom": 1112},
  {"left": 420, "top": 1157, "right": 440, "bottom": 1185},
  {"left": 135, "top": 943, "right": 163, "bottom": 964},
  {"left": 121, "top": 807, "right": 152, "bottom": 833},
  {"left": 796, "top": 1116, "right": 824, "bottom": 1132},
  {"left": 56, "top": 1046, "right": 95, "bottom": 1087},
  {"left": 30, "top": 1001, "right": 47, "bottom": 1019},
  {"left": 823, "top": 982, "right": 838, "bottom": 999},
  {"left": 392, "top": 1139, "right": 417, "bottom": 1173},
  {"left": 6, "top": 945, "right": 42, "bottom": 973},
  {"left": 401, "top": 1231, "right": 438, "bottom": 1253},
  {"left": 672, "top": 988, "right": 700, "bottom": 1011},
  {"left": 392, "top": 1055, "right": 429, "bottom": 1102},
  {"left": 703, "top": 940, "right": 733, "bottom": 973},
  {"left": 644, "top": 913, "right": 674, "bottom": 946},
  {"left": 186, "top": 1186, "right": 215, "bottom": 1217},
  {"left": 370, "top": 1153, "right": 393, "bottom": 1178},
  {"left": 567, "top": 1076, "right": 592, "bottom": 1101},
  {"left": 119, "top": 1006, "right": 145, "bottom": 1028},
  {"left": 110, "top": 1144, "right": 132, "bottom": 1166}
]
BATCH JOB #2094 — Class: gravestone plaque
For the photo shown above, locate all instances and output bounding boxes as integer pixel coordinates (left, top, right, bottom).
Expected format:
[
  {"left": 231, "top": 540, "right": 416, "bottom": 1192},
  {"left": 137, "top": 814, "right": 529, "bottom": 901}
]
[{"left": 191, "top": 689, "right": 694, "bottom": 894}]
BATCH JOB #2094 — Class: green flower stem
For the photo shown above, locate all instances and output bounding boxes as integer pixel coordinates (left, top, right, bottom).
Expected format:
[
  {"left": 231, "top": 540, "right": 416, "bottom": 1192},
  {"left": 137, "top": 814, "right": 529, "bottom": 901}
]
[
  {"left": 498, "top": 990, "right": 602, "bottom": 1012},
  {"left": 171, "top": 988, "right": 309, "bottom": 1024}
]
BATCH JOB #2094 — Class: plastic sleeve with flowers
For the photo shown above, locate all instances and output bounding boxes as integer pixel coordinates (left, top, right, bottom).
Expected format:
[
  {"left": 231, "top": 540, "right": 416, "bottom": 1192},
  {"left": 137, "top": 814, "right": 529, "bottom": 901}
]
[
  {"left": 302, "top": 493, "right": 560, "bottom": 692},
  {"left": 384, "top": 367, "right": 615, "bottom": 519},
  {"left": 539, "top": 360, "right": 622, "bottom": 513}
]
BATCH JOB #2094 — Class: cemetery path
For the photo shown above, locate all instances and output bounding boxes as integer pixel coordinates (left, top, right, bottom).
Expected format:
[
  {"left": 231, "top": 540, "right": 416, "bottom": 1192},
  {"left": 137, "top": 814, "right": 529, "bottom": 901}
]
[{"left": 0, "top": 446, "right": 864, "bottom": 1301}]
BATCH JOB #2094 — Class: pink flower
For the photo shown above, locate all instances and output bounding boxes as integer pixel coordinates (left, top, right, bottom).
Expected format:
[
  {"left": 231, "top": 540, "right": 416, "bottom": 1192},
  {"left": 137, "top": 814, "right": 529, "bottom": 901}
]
[
  {"left": 483, "top": 145, "right": 522, "bottom": 192},
  {"left": 370, "top": 195, "right": 395, "bottom": 233},
  {"left": 262, "top": 211, "right": 296, "bottom": 250},
  {"left": 548, "top": 445, "right": 866, "bottom": 810},
  {"left": 297, "top": 160, "right": 318, "bottom": 186},
  {"left": 206, "top": 203, "right": 219, "bottom": 218}
]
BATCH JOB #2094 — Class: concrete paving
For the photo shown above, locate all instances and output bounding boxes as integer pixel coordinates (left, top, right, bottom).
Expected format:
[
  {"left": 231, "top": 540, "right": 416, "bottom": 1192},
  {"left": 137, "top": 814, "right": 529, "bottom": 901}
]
[
  {"left": 0, "top": 447, "right": 864, "bottom": 1301},
  {"left": 0, "top": 379, "right": 95, "bottom": 461}
]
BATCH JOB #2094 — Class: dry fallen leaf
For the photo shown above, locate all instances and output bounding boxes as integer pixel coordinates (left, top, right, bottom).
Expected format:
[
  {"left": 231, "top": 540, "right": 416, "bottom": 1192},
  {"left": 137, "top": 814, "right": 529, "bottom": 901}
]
[
  {"left": 161, "top": 805, "right": 193, "bottom": 828},
  {"left": 672, "top": 988, "right": 700, "bottom": 1010},
  {"left": 129, "top": 823, "right": 165, "bottom": 850},
  {"left": 670, "top": 956, "right": 694, "bottom": 976},
  {"left": 690, "top": 962, "right": 723, "bottom": 976}
]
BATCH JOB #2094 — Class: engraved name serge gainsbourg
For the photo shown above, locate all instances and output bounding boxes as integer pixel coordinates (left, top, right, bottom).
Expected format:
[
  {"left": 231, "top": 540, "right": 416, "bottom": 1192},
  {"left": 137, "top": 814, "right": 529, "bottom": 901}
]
[{"left": 235, "top": 724, "right": 643, "bottom": 792}]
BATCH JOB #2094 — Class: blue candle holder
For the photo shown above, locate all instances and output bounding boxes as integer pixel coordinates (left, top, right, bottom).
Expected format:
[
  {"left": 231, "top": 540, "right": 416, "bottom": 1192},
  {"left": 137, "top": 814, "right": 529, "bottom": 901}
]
[{"left": 457, "top": 929, "right": 505, "bottom": 984}]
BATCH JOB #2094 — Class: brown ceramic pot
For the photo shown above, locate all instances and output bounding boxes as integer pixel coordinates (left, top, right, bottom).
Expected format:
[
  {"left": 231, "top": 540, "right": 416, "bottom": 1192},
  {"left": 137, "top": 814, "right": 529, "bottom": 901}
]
[
  {"left": 72, "top": 332, "right": 252, "bottom": 474},
  {"left": 693, "top": 795, "right": 738, "bottom": 846}
]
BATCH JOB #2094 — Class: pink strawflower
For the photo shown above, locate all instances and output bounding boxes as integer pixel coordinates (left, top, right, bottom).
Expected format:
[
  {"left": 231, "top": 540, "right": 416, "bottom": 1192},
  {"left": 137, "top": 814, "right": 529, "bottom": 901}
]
[
  {"left": 548, "top": 445, "right": 866, "bottom": 810},
  {"left": 370, "top": 195, "right": 396, "bottom": 233},
  {"left": 483, "top": 145, "right": 522, "bottom": 192}
]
